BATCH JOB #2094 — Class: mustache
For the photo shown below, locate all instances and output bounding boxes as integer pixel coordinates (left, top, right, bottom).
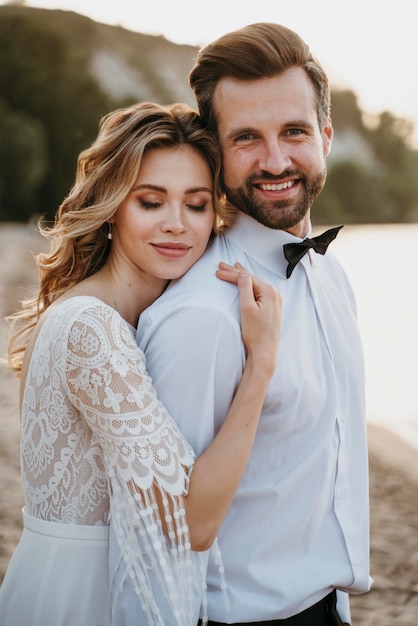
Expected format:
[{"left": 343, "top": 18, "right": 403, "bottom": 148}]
[{"left": 247, "top": 169, "right": 305, "bottom": 183}]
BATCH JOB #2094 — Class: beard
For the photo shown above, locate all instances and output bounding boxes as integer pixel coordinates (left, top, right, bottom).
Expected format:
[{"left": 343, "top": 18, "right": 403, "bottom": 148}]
[{"left": 224, "top": 168, "right": 327, "bottom": 231}]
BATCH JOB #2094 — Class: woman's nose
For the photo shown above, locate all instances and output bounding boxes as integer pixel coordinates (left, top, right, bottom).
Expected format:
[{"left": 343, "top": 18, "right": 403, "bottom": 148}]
[{"left": 160, "top": 205, "right": 187, "bottom": 233}]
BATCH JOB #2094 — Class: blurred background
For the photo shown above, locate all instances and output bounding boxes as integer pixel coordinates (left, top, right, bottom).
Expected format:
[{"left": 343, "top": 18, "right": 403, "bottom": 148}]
[
  {"left": 0, "top": 1, "right": 417, "bottom": 623},
  {"left": 1, "top": 0, "right": 418, "bottom": 225},
  {"left": 0, "top": 0, "right": 417, "bottom": 448}
]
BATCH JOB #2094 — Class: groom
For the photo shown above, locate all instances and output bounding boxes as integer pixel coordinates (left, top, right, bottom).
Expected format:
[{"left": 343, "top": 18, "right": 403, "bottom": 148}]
[{"left": 138, "top": 22, "right": 372, "bottom": 625}]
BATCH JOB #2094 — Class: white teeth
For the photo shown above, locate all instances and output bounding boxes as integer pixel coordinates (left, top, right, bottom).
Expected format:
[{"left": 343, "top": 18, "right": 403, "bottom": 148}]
[{"left": 260, "top": 181, "right": 294, "bottom": 191}]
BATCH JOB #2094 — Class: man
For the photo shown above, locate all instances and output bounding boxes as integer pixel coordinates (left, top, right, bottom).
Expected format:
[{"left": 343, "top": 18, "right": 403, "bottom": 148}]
[{"left": 138, "top": 23, "right": 372, "bottom": 625}]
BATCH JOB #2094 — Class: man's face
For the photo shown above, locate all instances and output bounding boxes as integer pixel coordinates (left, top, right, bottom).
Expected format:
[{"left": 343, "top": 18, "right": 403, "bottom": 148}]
[{"left": 213, "top": 67, "right": 333, "bottom": 237}]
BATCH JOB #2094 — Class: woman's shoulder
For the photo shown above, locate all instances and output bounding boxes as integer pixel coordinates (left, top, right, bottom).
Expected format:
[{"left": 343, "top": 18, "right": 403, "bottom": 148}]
[
  {"left": 38, "top": 295, "right": 104, "bottom": 332},
  {"left": 50, "top": 294, "right": 110, "bottom": 313},
  {"left": 34, "top": 296, "right": 126, "bottom": 350},
  {"left": 41, "top": 296, "right": 140, "bottom": 374},
  {"left": 50, "top": 296, "right": 137, "bottom": 339}
]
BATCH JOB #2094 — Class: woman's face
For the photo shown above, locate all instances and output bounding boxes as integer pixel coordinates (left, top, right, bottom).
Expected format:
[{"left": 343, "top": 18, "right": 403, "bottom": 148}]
[{"left": 112, "top": 144, "right": 215, "bottom": 281}]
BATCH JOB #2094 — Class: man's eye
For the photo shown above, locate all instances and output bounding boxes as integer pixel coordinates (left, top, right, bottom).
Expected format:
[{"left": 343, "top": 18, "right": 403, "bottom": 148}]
[{"left": 236, "top": 133, "right": 255, "bottom": 142}]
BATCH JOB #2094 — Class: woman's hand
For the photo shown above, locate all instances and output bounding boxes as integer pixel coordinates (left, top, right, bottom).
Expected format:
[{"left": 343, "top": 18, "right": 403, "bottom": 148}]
[{"left": 216, "top": 261, "right": 282, "bottom": 375}]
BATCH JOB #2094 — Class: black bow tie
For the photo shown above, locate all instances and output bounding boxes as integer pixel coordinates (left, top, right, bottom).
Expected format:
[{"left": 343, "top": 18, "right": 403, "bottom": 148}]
[{"left": 283, "top": 225, "right": 343, "bottom": 278}]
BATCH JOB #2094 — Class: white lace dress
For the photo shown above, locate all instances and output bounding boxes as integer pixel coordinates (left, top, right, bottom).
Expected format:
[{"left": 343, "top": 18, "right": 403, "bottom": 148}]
[{"left": 0, "top": 296, "right": 202, "bottom": 626}]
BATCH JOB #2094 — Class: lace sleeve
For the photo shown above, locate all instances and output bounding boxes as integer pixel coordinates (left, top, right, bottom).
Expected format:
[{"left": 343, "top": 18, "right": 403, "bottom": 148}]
[{"left": 64, "top": 303, "right": 201, "bottom": 626}]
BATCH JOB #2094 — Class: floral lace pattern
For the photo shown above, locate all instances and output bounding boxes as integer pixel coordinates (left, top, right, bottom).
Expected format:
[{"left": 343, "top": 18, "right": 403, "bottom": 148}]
[{"left": 21, "top": 296, "right": 200, "bottom": 624}]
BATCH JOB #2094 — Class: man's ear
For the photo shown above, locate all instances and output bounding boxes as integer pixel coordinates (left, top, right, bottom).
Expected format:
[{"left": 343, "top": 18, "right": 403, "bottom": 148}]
[{"left": 322, "top": 116, "right": 333, "bottom": 157}]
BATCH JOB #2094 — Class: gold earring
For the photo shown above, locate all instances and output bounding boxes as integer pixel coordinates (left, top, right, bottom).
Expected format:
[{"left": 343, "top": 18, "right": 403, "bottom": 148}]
[{"left": 107, "top": 223, "right": 113, "bottom": 240}]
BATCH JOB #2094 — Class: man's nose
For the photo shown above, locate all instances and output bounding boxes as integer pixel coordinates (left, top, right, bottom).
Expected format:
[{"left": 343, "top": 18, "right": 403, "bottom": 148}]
[{"left": 258, "top": 139, "right": 292, "bottom": 174}]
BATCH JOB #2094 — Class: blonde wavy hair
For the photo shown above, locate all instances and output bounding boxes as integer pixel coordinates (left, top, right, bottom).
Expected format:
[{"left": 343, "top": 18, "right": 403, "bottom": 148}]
[{"left": 8, "top": 101, "right": 235, "bottom": 375}]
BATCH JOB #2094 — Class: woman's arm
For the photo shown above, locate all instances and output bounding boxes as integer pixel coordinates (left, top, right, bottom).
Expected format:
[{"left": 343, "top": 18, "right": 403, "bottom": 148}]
[
  {"left": 63, "top": 279, "right": 279, "bottom": 622},
  {"left": 65, "top": 267, "right": 280, "bottom": 555},
  {"left": 184, "top": 263, "right": 281, "bottom": 550}
]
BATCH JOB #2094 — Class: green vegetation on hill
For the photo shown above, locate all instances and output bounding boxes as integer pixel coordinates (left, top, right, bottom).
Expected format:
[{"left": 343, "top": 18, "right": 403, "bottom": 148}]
[{"left": 1, "top": 5, "right": 417, "bottom": 223}]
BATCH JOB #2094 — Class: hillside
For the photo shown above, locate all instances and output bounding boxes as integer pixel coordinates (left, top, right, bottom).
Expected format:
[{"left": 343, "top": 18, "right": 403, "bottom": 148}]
[
  {"left": 1, "top": 5, "right": 198, "bottom": 104},
  {"left": 1, "top": 5, "right": 418, "bottom": 223}
]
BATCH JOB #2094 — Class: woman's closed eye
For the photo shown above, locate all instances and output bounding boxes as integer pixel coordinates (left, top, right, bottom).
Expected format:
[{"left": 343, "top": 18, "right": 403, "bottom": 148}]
[
  {"left": 186, "top": 202, "right": 208, "bottom": 212},
  {"left": 139, "top": 200, "right": 163, "bottom": 210}
]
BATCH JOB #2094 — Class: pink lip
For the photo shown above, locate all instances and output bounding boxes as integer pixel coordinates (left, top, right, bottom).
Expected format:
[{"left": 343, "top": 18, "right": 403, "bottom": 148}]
[{"left": 151, "top": 242, "right": 191, "bottom": 258}]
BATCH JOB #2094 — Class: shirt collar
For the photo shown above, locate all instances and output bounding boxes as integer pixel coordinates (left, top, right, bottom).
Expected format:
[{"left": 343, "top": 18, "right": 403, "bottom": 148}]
[{"left": 227, "top": 213, "right": 312, "bottom": 278}]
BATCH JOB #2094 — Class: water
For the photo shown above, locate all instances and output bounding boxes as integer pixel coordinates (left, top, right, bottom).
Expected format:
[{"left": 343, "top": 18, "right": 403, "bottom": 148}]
[{"left": 327, "top": 223, "right": 418, "bottom": 451}]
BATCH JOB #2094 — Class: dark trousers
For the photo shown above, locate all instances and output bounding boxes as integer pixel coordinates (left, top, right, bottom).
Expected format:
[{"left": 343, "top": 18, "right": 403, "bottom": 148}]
[{"left": 198, "top": 590, "right": 344, "bottom": 626}]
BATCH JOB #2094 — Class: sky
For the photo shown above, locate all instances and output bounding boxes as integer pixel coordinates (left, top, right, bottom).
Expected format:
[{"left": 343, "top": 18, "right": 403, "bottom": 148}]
[{"left": 4, "top": 0, "right": 418, "bottom": 145}]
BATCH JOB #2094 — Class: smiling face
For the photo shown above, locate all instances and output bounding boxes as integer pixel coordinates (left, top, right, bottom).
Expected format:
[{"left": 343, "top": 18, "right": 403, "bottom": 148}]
[
  {"left": 111, "top": 144, "right": 215, "bottom": 282},
  {"left": 214, "top": 67, "right": 333, "bottom": 237}
]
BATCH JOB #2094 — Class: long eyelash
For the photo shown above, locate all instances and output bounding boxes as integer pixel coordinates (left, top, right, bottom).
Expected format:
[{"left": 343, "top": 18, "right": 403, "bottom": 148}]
[
  {"left": 140, "top": 201, "right": 161, "bottom": 209},
  {"left": 187, "top": 204, "right": 206, "bottom": 212}
]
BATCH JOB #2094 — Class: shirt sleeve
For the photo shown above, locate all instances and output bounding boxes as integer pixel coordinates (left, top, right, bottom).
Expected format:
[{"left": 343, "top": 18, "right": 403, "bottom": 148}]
[
  {"left": 139, "top": 304, "right": 245, "bottom": 455},
  {"left": 64, "top": 303, "right": 199, "bottom": 626},
  {"left": 336, "top": 590, "right": 351, "bottom": 624}
]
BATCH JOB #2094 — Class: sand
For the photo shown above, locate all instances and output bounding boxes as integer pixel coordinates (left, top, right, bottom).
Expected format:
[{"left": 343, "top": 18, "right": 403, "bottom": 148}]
[{"left": 0, "top": 223, "right": 417, "bottom": 624}]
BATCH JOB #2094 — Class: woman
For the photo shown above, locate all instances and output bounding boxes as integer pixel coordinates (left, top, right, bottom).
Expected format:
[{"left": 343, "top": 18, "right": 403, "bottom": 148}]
[{"left": 0, "top": 102, "right": 281, "bottom": 626}]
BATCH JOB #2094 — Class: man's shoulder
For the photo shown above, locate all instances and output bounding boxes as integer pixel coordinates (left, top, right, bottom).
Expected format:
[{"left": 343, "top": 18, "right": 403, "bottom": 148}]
[
  {"left": 137, "top": 235, "right": 243, "bottom": 347},
  {"left": 150, "top": 235, "right": 240, "bottom": 313}
]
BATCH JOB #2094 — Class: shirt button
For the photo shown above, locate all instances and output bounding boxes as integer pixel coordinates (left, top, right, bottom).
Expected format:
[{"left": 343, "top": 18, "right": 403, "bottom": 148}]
[{"left": 353, "top": 555, "right": 361, "bottom": 566}]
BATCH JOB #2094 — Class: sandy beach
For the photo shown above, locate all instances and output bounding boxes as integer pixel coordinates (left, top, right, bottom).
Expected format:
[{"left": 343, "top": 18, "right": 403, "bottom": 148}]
[{"left": 0, "top": 223, "right": 417, "bottom": 624}]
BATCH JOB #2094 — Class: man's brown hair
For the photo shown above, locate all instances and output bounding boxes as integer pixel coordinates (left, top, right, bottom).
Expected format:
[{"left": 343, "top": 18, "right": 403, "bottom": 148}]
[{"left": 189, "top": 22, "right": 331, "bottom": 133}]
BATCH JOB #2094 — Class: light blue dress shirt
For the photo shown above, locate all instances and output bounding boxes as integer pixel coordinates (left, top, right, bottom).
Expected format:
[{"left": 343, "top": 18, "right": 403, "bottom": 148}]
[{"left": 137, "top": 212, "right": 372, "bottom": 623}]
